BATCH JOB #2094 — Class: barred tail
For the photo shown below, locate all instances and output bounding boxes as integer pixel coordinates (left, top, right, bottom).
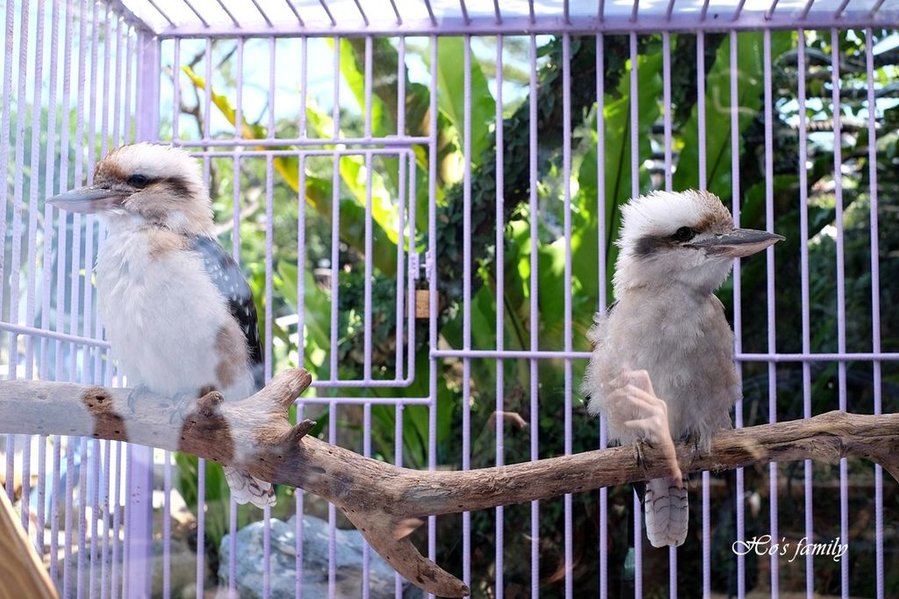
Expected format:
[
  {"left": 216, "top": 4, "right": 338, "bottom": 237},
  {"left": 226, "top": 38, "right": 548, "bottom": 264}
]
[
  {"left": 644, "top": 477, "right": 688, "bottom": 547},
  {"left": 224, "top": 465, "right": 276, "bottom": 509}
]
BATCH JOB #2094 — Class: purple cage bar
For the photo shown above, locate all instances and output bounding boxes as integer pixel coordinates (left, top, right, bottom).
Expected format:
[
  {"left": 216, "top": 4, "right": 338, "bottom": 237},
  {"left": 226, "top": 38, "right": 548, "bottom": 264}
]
[{"left": 1, "top": 1, "right": 896, "bottom": 598}]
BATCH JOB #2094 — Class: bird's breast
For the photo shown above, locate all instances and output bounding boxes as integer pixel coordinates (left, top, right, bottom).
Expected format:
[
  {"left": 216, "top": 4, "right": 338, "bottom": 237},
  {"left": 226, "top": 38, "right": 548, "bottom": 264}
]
[
  {"left": 591, "top": 291, "right": 739, "bottom": 444},
  {"left": 95, "top": 229, "right": 253, "bottom": 399}
]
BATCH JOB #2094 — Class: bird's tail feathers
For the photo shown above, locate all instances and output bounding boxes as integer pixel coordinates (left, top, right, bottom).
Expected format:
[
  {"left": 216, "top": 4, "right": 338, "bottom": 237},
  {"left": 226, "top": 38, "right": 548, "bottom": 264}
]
[
  {"left": 224, "top": 465, "right": 276, "bottom": 509},
  {"left": 644, "top": 476, "right": 688, "bottom": 548}
]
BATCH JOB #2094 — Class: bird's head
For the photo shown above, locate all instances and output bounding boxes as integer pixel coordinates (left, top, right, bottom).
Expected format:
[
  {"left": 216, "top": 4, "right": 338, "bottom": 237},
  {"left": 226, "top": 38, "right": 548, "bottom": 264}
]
[
  {"left": 48, "top": 143, "right": 214, "bottom": 235},
  {"left": 613, "top": 190, "right": 783, "bottom": 296}
]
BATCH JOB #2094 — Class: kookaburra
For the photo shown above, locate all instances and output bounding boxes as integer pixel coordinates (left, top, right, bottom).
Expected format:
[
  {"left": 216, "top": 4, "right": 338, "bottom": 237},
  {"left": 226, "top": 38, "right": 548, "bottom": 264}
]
[
  {"left": 49, "top": 142, "right": 275, "bottom": 508},
  {"left": 582, "top": 190, "right": 782, "bottom": 547}
]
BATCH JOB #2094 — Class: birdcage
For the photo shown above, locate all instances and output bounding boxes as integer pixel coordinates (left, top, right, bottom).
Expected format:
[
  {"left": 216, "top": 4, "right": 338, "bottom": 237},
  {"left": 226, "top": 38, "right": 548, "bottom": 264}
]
[{"left": 1, "top": 0, "right": 897, "bottom": 597}]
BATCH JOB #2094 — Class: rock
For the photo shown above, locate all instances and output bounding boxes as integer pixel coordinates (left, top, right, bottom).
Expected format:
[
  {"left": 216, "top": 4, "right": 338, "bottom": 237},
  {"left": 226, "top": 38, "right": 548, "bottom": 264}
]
[
  {"left": 218, "top": 514, "right": 422, "bottom": 598},
  {"left": 152, "top": 538, "right": 199, "bottom": 598},
  {"left": 58, "top": 535, "right": 197, "bottom": 599}
]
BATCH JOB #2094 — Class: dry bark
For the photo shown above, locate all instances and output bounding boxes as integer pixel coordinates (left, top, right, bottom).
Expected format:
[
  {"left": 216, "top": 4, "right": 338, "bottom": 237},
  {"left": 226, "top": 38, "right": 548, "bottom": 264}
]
[{"left": 1, "top": 369, "right": 897, "bottom": 597}]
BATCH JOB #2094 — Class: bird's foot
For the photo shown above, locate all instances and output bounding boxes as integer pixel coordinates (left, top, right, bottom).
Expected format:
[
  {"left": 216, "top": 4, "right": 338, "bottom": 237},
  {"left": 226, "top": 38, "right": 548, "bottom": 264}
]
[
  {"left": 168, "top": 391, "right": 202, "bottom": 425},
  {"left": 683, "top": 432, "right": 705, "bottom": 459},
  {"left": 634, "top": 438, "right": 653, "bottom": 471},
  {"left": 126, "top": 384, "right": 151, "bottom": 413}
]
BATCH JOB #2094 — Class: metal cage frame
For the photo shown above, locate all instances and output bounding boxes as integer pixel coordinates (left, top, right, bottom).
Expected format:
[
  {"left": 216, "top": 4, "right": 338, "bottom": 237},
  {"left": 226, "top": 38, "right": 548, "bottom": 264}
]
[{"left": 1, "top": 0, "right": 896, "bottom": 597}]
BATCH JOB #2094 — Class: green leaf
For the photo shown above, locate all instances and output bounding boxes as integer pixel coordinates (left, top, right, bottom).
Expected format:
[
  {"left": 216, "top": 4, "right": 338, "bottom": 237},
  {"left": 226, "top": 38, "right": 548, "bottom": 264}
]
[
  {"left": 572, "top": 52, "right": 664, "bottom": 311},
  {"left": 297, "top": 103, "right": 403, "bottom": 277},
  {"left": 368, "top": 353, "right": 454, "bottom": 470},
  {"left": 182, "top": 65, "right": 400, "bottom": 276},
  {"left": 181, "top": 66, "right": 267, "bottom": 140},
  {"left": 337, "top": 153, "right": 404, "bottom": 246},
  {"left": 276, "top": 261, "right": 334, "bottom": 375},
  {"left": 436, "top": 37, "right": 496, "bottom": 165},
  {"left": 673, "top": 31, "right": 793, "bottom": 198},
  {"left": 338, "top": 38, "right": 395, "bottom": 138}
]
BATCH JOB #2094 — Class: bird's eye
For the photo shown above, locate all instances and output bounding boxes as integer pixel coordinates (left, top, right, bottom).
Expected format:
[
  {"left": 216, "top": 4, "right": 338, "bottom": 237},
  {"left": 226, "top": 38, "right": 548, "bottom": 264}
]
[
  {"left": 128, "top": 174, "right": 150, "bottom": 188},
  {"left": 672, "top": 226, "right": 696, "bottom": 242}
]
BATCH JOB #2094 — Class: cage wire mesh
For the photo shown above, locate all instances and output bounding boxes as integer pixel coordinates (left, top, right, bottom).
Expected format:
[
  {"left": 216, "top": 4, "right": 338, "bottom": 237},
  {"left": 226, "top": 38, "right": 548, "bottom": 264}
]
[{"left": 1, "top": 0, "right": 898, "bottom": 597}]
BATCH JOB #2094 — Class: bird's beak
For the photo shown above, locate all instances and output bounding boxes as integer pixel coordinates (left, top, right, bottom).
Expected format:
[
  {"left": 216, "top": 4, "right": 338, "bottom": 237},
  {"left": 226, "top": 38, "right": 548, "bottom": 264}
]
[
  {"left": 46, "top": 186, "right": 125, "bottom": 214},
  {"left": 690, "top": 228, "right": 785, "bottom": 258}
]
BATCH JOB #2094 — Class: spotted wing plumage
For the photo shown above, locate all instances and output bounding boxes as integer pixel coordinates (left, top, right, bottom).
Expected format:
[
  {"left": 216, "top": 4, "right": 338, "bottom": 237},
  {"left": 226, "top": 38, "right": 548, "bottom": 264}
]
[
  {"left": 188, "top": 235, "right": 274, "bottom": 508},
  {"left": 188, "top": 234, "right": 264, "bottom": 390}
]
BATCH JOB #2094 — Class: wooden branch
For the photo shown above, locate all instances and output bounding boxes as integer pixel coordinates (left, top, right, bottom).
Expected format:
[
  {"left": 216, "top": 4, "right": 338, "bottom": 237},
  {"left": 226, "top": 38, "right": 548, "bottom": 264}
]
[{"left": 1, "top": 370, "right": 897, "bottom": 598}]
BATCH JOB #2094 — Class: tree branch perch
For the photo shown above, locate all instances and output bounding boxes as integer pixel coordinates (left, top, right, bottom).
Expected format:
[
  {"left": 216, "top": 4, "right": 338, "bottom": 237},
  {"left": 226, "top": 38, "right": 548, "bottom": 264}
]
[{"left": 1, "top": 369, "right": 896, "bottom": 597}]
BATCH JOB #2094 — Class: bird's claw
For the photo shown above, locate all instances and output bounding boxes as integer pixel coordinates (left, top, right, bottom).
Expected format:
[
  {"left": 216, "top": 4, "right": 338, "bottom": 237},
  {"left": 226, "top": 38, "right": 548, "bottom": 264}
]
[
  {"left": 126, "top": 384, "right": 151, "bottom": 414},
  {"left": 682, "top": 432, "right": 704, "bottom": 458},
  {"left": 168, "top": 392, "right": 197, "bottom": 425},
  {"left": 126, "top": 385, "right": 204, "bottom": 425},
  {"left": 634, "top": 438, "right": 652, "bottom": 470}
]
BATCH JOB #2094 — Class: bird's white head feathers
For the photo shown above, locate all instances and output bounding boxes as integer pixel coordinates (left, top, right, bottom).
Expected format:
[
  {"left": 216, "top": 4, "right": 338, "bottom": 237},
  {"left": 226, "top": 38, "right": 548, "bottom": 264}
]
[
  {"left": 613, "top": 190, "right": 781, "bottom": 296},
  {"left": 94, "top": 143, "right": 212, "bottom": 234},
  {"left": 618, "top": 190, "right": 732, "bottom": 241},
  {"left": 49, "top": 143, "right": 214, "bottom": 236}
]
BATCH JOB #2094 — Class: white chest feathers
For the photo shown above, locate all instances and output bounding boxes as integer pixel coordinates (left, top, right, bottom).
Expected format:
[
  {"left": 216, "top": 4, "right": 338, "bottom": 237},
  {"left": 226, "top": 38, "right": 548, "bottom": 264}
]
[
  {"left": 95, "top": 228, "right": 255, "bottom": 400},
  {"left": 583, "top": 290, "right": 739, "bottom": 448}
]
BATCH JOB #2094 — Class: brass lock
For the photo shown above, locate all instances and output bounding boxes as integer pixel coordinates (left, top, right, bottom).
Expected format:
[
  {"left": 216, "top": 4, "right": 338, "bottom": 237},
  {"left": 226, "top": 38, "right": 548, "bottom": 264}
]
[{"left": 415, "top": 289, "right": 430, "bottom": 319}]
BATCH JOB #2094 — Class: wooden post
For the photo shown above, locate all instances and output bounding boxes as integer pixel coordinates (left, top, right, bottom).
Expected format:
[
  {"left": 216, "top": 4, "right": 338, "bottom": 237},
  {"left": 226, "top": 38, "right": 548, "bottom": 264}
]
[{"left": 0, "top": 489, "right": 59, "bottom": 599}]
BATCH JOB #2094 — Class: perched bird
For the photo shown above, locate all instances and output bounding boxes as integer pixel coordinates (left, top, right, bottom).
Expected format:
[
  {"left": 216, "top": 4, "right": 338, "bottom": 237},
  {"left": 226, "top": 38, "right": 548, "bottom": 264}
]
[
  {"left": 48, "top": 143, "right": 275, "bottom": 508},
  {"left": 582, "top": 189, "right": 782, "bottom": 547}
]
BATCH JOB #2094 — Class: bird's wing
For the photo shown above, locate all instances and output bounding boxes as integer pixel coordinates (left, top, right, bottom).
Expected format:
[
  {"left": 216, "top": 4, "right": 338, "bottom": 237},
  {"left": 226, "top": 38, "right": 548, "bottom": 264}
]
[
  {"left": 189, "top": 235, "right": 264, "bottom": 390},
  {"left": 586, "top": 300, "right": 618, "bottom": 349},
  {"left": 605, "top": 299, "right": 619, "bottom": 317}
]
